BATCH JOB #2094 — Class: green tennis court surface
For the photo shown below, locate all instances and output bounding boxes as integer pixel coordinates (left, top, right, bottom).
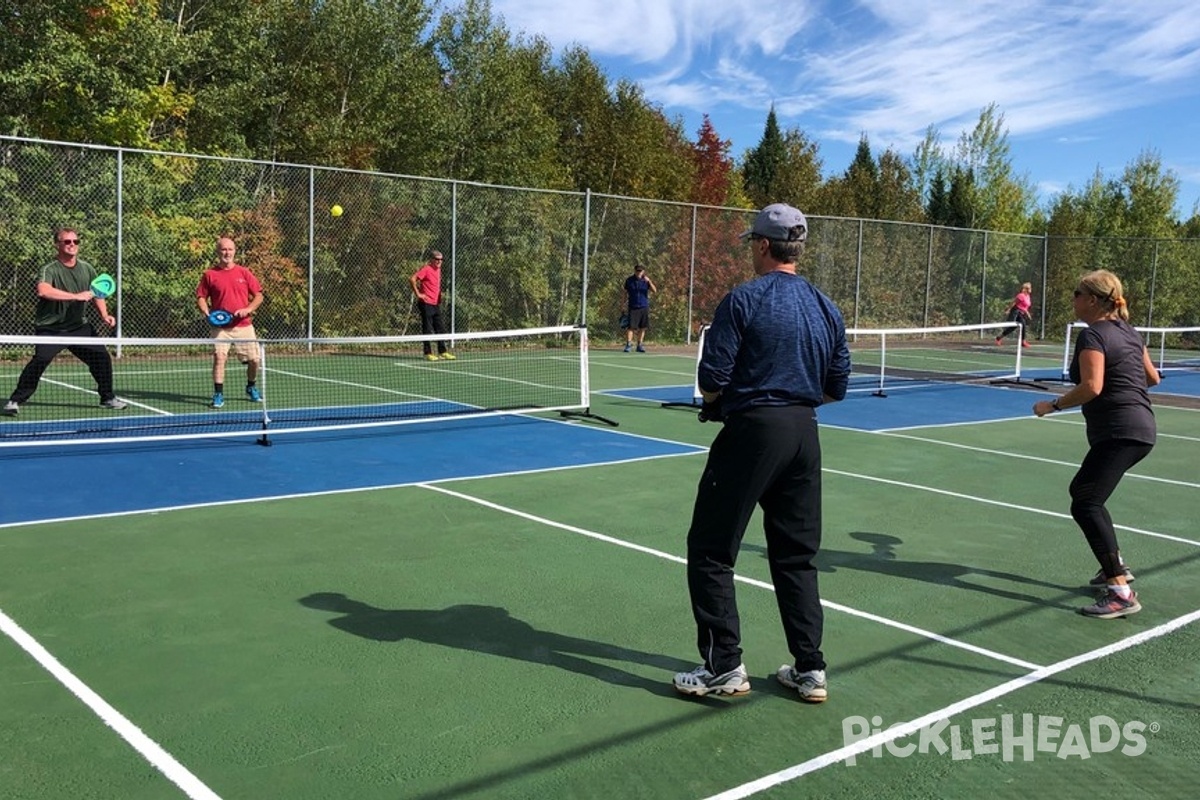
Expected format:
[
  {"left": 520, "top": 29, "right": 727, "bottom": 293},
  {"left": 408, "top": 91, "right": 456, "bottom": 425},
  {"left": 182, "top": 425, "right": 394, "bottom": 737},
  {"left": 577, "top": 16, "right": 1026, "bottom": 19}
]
[{"left": 2, "top": 346, "right": 1198, "bottom": 799}]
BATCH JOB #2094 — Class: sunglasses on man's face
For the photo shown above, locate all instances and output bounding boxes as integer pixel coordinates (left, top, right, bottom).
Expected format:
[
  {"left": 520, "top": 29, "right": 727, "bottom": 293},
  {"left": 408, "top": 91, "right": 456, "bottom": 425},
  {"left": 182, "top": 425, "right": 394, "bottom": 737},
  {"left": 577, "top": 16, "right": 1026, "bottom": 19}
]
[{"left": 58, "top": 238, "right": 80, "bottom": 245}]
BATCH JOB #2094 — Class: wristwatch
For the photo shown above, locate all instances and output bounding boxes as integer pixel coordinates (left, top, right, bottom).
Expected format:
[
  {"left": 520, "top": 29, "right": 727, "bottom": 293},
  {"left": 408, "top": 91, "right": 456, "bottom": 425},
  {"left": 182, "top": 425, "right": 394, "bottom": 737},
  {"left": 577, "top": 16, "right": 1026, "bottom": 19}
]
[{"left": 1051, "top": 399, "right": 1062, "bottom": 412}]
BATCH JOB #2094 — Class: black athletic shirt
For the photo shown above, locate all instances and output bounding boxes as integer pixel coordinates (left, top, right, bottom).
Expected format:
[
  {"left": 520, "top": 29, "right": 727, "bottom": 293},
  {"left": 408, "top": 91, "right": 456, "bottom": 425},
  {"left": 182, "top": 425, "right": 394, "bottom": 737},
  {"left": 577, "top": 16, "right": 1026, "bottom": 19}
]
[{"left": 1068, "top": 319, "right": 1156, "bottom": 446}]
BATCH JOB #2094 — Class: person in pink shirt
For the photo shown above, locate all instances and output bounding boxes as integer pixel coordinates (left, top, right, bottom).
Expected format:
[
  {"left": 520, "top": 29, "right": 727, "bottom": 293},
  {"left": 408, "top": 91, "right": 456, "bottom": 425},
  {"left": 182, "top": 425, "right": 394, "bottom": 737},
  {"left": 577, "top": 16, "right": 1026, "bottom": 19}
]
[
  {"left": 195, "top": 237, "right": 264, "bottom": 408},
  {"left": 409, "top": 250, "right": 454, "bottom": 361},
  {"left": 996, "top": 281, "right": 1033, "bottom": 348}
]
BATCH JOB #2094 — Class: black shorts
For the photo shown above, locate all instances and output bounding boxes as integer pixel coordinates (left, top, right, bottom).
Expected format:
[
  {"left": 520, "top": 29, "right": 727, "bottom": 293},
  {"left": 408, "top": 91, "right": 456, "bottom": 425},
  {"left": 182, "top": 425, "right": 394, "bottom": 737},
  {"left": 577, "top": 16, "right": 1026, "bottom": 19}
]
[{"left": 627, "top": 308, "right": 650, "bottom": 330}]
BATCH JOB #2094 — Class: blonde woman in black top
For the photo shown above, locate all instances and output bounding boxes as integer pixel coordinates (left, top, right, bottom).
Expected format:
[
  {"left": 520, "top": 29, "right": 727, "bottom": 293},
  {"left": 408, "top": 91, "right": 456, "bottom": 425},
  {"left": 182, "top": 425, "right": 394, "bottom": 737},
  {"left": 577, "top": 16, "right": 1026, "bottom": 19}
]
[{"left": 1033, "top": 269, "right": 1159, "bottom": 619}]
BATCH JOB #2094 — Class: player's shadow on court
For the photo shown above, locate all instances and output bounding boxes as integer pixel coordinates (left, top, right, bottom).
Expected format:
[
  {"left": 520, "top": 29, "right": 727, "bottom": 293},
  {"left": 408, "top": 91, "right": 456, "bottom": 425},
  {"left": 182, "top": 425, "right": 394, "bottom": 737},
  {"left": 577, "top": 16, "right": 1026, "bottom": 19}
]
[
  {"left": 299, "top": 592, "right": 691, "bottom": 695},
  {"left": 747, "top": 531, "right": 1075, "bottom": 608}
]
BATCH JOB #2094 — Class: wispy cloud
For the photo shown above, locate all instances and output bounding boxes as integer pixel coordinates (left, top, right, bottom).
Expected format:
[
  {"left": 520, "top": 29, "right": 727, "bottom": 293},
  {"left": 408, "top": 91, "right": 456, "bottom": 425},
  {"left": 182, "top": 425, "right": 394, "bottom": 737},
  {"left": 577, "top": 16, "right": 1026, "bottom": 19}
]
[
  {"left": 490, "top": 0, "right": 1200, "bottom": 213},
  {"left": 493, "top": 0, "right": 1198, "bottom": 131}
]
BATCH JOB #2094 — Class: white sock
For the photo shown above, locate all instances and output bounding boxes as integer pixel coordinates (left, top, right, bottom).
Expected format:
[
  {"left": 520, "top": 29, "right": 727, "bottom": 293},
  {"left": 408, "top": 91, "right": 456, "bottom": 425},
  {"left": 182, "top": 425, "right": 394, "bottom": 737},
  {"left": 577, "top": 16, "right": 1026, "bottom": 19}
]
[{"left": 1109, "top": 583, "right": 1132, "bottom": 599}]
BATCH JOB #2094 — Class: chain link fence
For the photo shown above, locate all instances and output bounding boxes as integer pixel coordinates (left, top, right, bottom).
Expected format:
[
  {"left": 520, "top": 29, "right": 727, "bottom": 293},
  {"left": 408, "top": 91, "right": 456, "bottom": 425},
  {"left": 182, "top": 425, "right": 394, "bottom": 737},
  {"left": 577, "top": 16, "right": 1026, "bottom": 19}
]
[{"left": 3, "top": 136, "right": 1199, "bottom": 346}]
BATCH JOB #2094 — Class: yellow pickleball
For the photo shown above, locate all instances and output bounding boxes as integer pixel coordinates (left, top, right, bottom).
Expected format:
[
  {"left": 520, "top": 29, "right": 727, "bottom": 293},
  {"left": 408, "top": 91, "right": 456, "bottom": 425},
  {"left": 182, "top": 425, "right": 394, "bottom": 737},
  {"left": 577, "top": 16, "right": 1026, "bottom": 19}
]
[{"left": 331, "top": 204, "right": 343, "bottom": 217}]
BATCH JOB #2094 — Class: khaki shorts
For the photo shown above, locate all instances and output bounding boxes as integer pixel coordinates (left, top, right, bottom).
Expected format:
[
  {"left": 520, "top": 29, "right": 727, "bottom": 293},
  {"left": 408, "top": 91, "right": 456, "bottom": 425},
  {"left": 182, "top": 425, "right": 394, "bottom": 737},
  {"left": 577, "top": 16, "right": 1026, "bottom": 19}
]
[{"left": 213, "top": 324, "right": 260, "bottom": 363}]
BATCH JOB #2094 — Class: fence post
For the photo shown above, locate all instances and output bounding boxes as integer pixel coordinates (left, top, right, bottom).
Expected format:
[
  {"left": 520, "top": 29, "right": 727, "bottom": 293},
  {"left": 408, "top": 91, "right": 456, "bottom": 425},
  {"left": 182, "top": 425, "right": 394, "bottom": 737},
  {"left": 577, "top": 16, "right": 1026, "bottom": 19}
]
[
  {"left": 450, "top": 181, "right": 458, "bottom": 337},
  {"left": 1040, "top": 233, "right": 1048, "bottom": 340},
  {"left": 924, "top": 223, "right": 933, "bottom": 328},
  {"left": 687, "top": 204, "right": 697, "bottom": 344},
  {"left": 307, "top": 167, "right": 315, "bottom": 341},
  {"left": 581, "top": 189, "right": 591, "bottom": 328},
  {"left": 980, "top": 231, "right": 989, "bottom": 328},
  {"left": 853, "top": 219, "right": 863, "bottom": 328},
  {"left": 1147, "top": 240, "right": 1158, "bottom": 327},
  {"left": 116, "top": 148, "right": 124, "bottom": 348}
]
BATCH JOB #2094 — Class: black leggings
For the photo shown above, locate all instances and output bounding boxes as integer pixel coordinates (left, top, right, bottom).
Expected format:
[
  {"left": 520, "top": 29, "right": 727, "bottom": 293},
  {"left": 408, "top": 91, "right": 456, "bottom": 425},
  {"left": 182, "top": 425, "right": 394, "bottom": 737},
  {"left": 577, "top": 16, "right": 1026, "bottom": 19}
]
[
  {"left": 997, "top": 307, "right": 1029, "bottom": 341},
  {"left": 1069, "top": 438, "right": 1153, "bottom": 579},
  {"left": 9, "top": 324, "right": 116, "bottom": 403}
]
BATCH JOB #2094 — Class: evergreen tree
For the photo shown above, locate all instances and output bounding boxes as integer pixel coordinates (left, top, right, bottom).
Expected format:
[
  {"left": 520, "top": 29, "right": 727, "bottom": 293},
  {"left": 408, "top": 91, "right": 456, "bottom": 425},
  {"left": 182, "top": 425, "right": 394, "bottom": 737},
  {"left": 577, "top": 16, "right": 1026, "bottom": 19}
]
[
  {"left": 926, "top": 167, "right": 950, "bottom": 225},
  {"left": 742, "top": 106, "right": 785, "bottom": 206}
]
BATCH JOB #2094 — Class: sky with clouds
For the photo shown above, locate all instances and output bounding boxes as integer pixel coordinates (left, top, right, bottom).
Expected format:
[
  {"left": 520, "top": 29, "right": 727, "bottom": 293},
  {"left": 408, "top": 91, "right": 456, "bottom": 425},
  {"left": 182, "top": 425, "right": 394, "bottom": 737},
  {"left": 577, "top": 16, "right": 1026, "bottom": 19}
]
[{"left": 489, "top": 0, "right": 1200, "bottom": 218}]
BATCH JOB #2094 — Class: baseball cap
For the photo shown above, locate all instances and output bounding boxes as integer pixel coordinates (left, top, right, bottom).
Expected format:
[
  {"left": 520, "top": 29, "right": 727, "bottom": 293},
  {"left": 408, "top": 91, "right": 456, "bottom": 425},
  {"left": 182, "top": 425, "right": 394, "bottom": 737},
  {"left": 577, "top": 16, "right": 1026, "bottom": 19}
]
[
  {"left": 741, "top": 203, "right": 808, "bottom": 242},
  {"left": 634, "top": 264, "right": 645, "bottom": 272}
]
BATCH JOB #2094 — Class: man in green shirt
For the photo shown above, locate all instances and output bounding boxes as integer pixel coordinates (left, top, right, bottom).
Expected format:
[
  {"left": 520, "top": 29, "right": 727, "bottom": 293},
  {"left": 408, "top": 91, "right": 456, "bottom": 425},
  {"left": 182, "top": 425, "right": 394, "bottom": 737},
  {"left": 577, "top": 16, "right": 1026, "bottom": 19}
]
[{"left": 3, "top": 227, "right": 127, "bottom": 415}]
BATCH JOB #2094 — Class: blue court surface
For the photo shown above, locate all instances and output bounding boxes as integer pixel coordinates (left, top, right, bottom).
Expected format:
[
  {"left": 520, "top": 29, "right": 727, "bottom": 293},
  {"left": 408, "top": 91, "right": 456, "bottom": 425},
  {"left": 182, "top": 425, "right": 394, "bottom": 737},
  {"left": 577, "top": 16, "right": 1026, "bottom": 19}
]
[
  {"left": 0, "top": 415, "right": 704, "bottom": 526},
  {"left": 609, "top": 370, "right": 1198, "bottom": 433},
  {"left": 606, "top": 381, "right": 1055, "bottom": 430},
  {"left": 1159, "top": 369, "right": 1200, "bottom": 395}
]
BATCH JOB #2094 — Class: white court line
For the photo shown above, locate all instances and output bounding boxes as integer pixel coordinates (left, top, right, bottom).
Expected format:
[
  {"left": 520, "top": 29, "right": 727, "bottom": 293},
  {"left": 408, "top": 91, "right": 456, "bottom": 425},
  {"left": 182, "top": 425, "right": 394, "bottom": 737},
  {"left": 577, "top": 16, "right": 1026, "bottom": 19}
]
[
  {"left": 588, "top": 363, "right": 695, "bottom": 378},
  {"left": 394, "top": 361, "right": 572, "bottom": 393},
  {"left": 269, "top": 367, "right": 437, "bottom": 401},
  {"left": 0, "top": 607, "right": 221, "bottom": 800},
  {"left": 40, "top": 376, "right": 171, "bottom": 415},
  {"left": 875, "top": 431, "right": 1200, "bottom": 489},
  {"left": 418, "top": 483, "right": 1042, "bottom": 671},
  {"left": 703, "top": 607, "right": 1200, "bottom": 800},
  {"left": 1153, "top": 430, "right": 1200, "bottom": 443},
  {"left": 826, "top": 468, "right": 1200, "bottom": 548}
]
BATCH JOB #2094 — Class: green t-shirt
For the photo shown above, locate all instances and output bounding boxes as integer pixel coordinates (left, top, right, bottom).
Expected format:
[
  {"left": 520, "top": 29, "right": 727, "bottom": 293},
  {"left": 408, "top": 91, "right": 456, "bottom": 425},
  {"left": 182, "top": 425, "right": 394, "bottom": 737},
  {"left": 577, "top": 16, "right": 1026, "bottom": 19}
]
[{"left": 35, "top": 258, "right": 96, "bottom": 330}]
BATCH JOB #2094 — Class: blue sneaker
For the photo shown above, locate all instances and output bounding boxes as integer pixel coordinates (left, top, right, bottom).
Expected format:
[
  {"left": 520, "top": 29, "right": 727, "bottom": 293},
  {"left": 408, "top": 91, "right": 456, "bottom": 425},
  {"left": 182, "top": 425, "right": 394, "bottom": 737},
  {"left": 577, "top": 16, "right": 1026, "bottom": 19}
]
[
  {"left": 211, "top": 392, "right": 224, "bottom": 408},
  {"left": 623, "top": 343, "right": 631, "bottom": 352},
  {"left": 246, "top": 385, "right": 262, "bottom": 402}
]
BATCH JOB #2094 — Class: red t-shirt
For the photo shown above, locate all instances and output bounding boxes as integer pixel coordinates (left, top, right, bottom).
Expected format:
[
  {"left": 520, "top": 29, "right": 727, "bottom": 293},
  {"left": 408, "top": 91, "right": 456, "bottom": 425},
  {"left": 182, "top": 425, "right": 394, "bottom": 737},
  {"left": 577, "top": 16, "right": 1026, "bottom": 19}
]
[
  {"left": 196, "top": 264, "right": 262, "bottom": 328},
  {"left": 413, "top": 263, "right": 442, "bottom": 305}
]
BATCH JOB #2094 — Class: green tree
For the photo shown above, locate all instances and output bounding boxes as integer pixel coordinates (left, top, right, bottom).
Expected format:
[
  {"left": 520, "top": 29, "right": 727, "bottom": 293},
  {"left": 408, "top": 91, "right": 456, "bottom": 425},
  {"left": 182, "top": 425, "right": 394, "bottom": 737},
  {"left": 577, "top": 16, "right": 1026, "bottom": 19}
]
[
  {"left": 605, "top": 80, "right": 694, "bottom": 201},
  {"left": 1121, "top": 149, "right": 1180, "bottom": 239},
  {"left": 875, "top": 147, "right": 923, "bottom": 222},
  {"left": 0, "top": 1, "right": 189, "bottom": 147},
  {"left": 842, "top": 133, "right": 880, "bottom": 217},
  {"left": 953, "top": 103, "right": 1034, "bottom": 232},
  {"left": 911, "top": 125, "right": 948, "bottom": 208},
  {"left": 767, "top": 128, "right": 823, "bottom": 214},
  {"left": 946, "top": 167, "right": 977, "bottom": 229},
  {"left": 431, "top": 0, "right": 563, "bottom": 187},
  {"left": 546, "top": 46, "right": 618, "bottom": 193},
  {"left": 741, "top": 105, "right": 785, "bottom": 207}
]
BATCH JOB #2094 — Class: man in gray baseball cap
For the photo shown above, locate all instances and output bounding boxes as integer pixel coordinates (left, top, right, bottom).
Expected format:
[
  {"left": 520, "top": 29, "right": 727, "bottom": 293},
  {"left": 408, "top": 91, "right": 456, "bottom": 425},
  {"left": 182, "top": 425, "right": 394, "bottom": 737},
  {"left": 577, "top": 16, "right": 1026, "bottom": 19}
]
[
  {"left": 740, "top": 203, "right": 808, "bottom": 242},
  {"left": 674, "top": 201, "right": 848, "bottom": 704}
]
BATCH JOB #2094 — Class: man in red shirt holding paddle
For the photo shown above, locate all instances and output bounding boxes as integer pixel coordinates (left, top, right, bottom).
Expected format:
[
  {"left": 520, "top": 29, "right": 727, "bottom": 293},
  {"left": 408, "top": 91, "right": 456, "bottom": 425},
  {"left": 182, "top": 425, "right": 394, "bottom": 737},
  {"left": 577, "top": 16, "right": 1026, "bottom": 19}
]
[
  {"left": 196, "top": 237, "right": 264, "bottom": 408},
  {"left": 3, "top": 227, "right": 127, "bottom": 415}
]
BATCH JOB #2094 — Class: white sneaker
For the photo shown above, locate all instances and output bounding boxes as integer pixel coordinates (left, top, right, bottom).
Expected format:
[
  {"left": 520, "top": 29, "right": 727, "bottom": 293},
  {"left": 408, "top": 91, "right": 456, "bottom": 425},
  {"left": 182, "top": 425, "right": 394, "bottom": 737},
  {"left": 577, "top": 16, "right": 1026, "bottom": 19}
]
[
  {"left": 776, "top": 665, "right": 828, "bottom": 703},
  {"left": 3, "top": 400, "right": 18, "bottom": 416},
  {"left": 100, "top": 398, "right": 128, "bottom": 410},
  {"left": 672, "top": 663, "right": 750, "bottom": 696}
]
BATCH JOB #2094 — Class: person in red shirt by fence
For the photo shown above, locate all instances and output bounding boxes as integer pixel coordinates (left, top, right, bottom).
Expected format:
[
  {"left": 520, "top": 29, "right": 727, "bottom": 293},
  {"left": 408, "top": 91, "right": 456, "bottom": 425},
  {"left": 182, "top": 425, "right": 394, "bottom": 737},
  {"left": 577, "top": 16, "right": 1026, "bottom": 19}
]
[{"left": 410, "top": 250, "right": 454, "bottom": 361}]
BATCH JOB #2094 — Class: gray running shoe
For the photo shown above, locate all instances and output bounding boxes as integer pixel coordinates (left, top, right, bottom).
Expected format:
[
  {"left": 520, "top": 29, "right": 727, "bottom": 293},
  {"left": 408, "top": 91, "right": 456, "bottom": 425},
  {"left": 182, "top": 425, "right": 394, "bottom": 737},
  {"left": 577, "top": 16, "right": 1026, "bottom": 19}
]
[
  {"left": 776, "top": 665, "right": 828, "bottom": 703},
  {"left": 1079, "top": 590, "right": 1141, "bottom": 619},
  {"left": 673, "top": 663, "right": 750, "bottom": 697}
]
